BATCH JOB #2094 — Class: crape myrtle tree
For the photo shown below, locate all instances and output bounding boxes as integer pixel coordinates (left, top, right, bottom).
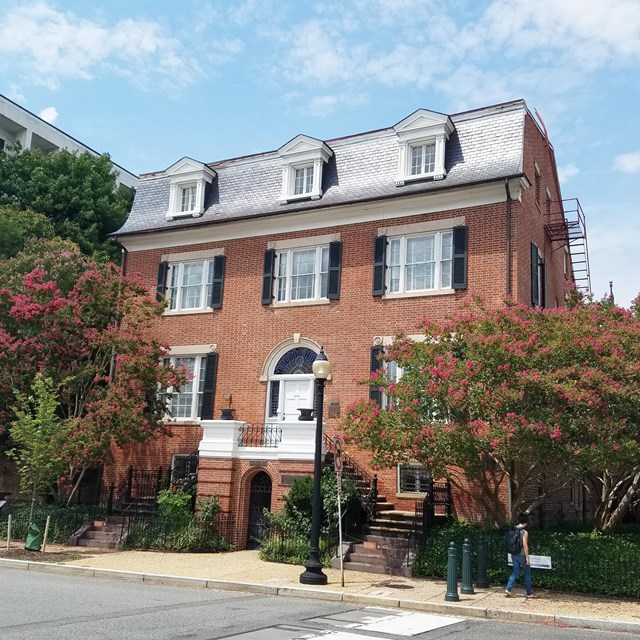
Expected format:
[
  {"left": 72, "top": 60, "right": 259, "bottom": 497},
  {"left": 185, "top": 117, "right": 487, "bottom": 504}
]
[
  {"left": 0, "top": 145, "right": 134, "bottom": 261},
  {"left": 342, "top": 295, "right": 640, "bottom": 531},
  {"left": 0, "top": 239, "right": 185, "bottom": 505}
]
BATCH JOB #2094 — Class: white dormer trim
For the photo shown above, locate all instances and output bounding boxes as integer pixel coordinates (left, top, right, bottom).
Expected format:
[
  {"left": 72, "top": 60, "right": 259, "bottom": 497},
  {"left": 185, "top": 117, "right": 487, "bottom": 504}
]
[
  {"left": 393, "top": 109, "right": 455, "bottom": 186},
  {"left": 165, "top": 157, "right": 216, "bottom": 221},
  {"left": 277, "top": 135, "right": 333, "bottom": 204}
]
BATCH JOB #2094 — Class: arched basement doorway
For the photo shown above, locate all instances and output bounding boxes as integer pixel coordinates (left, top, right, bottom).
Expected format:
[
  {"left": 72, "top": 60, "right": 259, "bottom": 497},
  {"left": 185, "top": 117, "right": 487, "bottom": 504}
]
[{"left": 246, "top": 471, "right": 272, "bottom": 550}]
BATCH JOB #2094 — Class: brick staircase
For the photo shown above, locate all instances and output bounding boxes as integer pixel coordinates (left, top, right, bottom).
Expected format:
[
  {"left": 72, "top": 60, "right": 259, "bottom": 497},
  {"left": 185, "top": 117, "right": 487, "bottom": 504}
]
[
  {"left": 69, "top": 516, "right": 127, "bottom": 549},
  {"left": 340, "top": 495, "right": 418, "bottom": 577}
]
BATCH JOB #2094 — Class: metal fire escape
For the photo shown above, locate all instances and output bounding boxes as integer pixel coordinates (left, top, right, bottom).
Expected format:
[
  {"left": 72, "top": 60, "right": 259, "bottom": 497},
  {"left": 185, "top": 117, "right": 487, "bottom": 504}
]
[{"left": 544, "top": 198, "right": 591, "bottom": 294}]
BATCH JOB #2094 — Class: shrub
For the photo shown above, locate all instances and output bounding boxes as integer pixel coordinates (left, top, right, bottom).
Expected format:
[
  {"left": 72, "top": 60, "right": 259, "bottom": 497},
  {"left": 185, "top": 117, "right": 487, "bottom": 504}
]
[{"left": 412, "top": 521, "right": 640, "bottom": 597}]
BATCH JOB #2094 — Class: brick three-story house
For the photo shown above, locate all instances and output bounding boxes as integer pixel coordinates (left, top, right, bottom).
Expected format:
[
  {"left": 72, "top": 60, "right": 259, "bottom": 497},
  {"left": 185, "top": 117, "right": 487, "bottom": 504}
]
[{"left": 111, "top": 99, "right": 590, "bottom": 548}]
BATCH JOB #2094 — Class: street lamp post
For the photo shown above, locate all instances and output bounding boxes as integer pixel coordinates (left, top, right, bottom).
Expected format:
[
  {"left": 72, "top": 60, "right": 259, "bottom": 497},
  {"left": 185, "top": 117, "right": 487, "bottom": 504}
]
[{"left": 299, "top": 347, "right": 330, "bottom": 585}]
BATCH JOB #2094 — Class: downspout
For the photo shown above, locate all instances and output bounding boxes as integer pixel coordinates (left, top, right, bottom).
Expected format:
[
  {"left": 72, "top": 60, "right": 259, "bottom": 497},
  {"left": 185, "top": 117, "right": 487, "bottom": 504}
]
[
  {"left": 504, "top": 179, "right": 512, "bottom": 298},
  {"left": 108, "top": 245, "right": 128, "bottom": 382},
  {"left": 505, "top": 182, "right": 513, "bottom": 523}
]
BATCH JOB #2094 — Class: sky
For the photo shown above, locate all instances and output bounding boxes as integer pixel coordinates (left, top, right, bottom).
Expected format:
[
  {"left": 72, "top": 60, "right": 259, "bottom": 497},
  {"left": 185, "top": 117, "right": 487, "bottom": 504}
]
[{"left": 0, "top": 0, "right": 638, "bottom": 306}]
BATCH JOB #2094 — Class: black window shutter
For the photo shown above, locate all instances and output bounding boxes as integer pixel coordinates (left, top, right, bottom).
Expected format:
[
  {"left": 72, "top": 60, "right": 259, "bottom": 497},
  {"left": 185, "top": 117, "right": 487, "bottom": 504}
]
[
  {"left": 327, "top": 241, "right": 342, "bottom": 300},
  {"left": 261, "top": 249, "right": 276, "bottom": 305},
  {"left": 452, "top": 226, "right": 468, "bottom": 290},
  {"left": 372, "top": 235, "right": 387, "bottom": 296},
  {"left": 369, "top": 345, "right": 384, "bottom": 406},
  {"left": 531, "top": 243, "right": 540, "bottom": 306},
  {"left": 209, "top": 255, "right": 225, "bottom": 309},
  {"left": 540, "top": 260, "right": 546, "bottom": 309},
  {"left": 199, "top": 353, "right": 218, "bottom": 420},
  {"left": 156, "top": 261, "right": 169, "bottom": 303}
]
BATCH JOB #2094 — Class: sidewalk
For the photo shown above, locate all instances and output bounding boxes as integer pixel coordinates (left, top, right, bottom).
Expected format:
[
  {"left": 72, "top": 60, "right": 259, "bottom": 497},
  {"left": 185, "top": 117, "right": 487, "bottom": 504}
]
[{"left": 2, "top": 547, "right": 639, "bottom": 634}]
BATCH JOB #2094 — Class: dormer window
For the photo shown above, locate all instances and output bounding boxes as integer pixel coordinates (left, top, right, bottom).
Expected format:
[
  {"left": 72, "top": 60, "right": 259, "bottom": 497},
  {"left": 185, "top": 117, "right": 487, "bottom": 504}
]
[
  {"left": 393, "top": 109, "right": 455, "bottom": 186},
  {"left": 294, "top": 165, "right": 314, "bottom": 195},
  {"left": 411, "top": 142, "right": 436, "bottom": 176},
  {"left": 165, "top": 157, "right": 216, "bottom": 221},
  {"left": 278, "top": 135, "right": 333, "bottom": 204},
  {"left": 180, "top": 185, "right": 197, "bottom": 212}
]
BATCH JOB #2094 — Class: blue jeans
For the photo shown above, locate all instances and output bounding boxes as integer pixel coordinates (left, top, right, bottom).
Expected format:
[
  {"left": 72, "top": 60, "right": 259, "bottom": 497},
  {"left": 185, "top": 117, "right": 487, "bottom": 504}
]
[{"left": 506, "top": 554, "right": 532, "bottom": 595}]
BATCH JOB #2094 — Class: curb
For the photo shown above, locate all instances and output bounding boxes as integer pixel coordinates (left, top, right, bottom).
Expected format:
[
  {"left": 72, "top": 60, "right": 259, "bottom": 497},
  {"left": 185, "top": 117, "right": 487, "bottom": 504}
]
[{"left": 1, "top": 558, "right": 638, "bottom": 635}]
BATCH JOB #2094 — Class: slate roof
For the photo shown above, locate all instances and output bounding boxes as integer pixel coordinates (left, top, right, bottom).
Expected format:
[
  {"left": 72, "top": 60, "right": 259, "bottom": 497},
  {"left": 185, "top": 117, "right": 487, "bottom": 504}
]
[{"left": 115, "top": 100, "right": 527, "bottom": 237}]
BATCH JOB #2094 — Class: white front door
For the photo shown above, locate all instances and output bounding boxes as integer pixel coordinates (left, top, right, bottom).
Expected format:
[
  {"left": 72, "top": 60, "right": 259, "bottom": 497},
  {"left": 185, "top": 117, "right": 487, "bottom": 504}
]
[{"left": 281, "top": 378, "right": 313, "bottom": 421}]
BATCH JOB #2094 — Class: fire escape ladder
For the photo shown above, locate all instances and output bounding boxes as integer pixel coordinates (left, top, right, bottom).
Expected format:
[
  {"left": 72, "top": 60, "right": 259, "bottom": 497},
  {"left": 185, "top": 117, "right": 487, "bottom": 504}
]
[{"left": 544, "top": 198, "right": 591, "bottom": 294}]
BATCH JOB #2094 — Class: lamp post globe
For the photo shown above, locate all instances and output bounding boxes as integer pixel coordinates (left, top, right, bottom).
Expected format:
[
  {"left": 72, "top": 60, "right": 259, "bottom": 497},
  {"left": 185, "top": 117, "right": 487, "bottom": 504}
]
[{"left": 299, "top": 347, "right": 330, "bottom": 585}]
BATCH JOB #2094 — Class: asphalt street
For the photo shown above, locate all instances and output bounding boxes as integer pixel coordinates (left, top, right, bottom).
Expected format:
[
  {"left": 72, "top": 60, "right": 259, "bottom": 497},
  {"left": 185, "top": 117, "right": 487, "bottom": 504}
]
[{"left": 0, "top": 569, "right": 634, "bottom": 640}]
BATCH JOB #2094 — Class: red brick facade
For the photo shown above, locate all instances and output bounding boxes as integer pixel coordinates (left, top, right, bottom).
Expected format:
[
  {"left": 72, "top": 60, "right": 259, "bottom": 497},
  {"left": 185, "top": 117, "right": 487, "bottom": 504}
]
[{"left": 113, "top": 106, "right": 573, "bottom": 547}]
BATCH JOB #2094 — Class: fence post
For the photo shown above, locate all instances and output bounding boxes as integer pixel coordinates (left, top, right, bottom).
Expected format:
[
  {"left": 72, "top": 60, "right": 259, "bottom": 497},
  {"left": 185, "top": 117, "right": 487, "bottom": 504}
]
[
  {"left": 461, "top": 538, "right": 475, "bottom": 594},
  {"left": 126, "top": 466, "right": 133, "bottom": 501},
  {"left": 476, "top": 537, "right": 489, "bottom": 588},
  {"left": 445, "top": 541, "right": 460, "bottom": 602},
  {"left": 106, "top": 483, "right": 114, "bottom": 516}
]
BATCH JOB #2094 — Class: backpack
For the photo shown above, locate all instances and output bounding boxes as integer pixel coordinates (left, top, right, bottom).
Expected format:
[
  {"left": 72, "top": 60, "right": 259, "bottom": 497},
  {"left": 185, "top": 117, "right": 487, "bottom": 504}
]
[{"left": 505, "top": 527, "right": 523, "bottom": 555}]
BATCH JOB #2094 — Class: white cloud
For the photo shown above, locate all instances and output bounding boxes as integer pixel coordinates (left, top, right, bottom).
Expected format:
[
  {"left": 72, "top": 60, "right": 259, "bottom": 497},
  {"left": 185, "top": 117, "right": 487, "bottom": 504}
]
[
  {"left": 0, "top": 2, "right": 209, "bottom": 90},
  {"left": 557, "top": 163, "right": 579, "bottom": 184},
  {"left": 38, "top": 106, "right": 58, "bottom": 124},
  {"left": 306, "top": 93, "right": 368, "bottom": 116},
  {"left": 614, "top": 151, "right": 640, "bottom": 173}
]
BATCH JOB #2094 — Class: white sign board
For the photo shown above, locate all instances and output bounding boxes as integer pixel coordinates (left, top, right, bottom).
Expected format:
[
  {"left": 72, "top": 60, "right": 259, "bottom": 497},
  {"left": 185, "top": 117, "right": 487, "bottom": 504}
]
[{"left": 507, "top": 554, "right": 552, "bottom": 570}]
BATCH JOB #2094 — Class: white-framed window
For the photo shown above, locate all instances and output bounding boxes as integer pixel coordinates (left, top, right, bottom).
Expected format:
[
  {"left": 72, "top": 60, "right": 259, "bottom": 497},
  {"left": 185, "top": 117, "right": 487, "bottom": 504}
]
[
  {"left": 294, "top": 165, "right": 314, "bottom": 195},
  {"left": 163, "top": 355, "right": 207, "bottom": 421},
  {"left": 167, "top": 260, "right": 216, "bottom": 311},
  {"left": 393, "top": 109, "right": 454, "bottom": 185},
  {"left": 180, "top": 185, "right": 197, "bottom": 212},
  {"left": 275, "top": 246, "right": 329, "bottom": 303},
  {"left": 410, "top": 142, "right": 436, "bottom": 176},
  {"left": 277, "top": 135, "right": 333, "bottom": 203},
  {"left": 387, "top": 231, "right": 453, "bottom": 294},
  {"left": 398, "top": 462, "right": 431, "bottom": 494},
  {"left": 382, "top": 359, "right": 403, "bottom": 410},
  {"left": 164, "top": 158, "right": 216, "bottom": 221}
]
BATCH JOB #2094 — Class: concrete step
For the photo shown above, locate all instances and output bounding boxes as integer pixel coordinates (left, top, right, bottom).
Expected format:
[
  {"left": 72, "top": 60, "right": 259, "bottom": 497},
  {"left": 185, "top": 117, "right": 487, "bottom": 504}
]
[
  {"left": 342, "top": 561, "right": 412, "bottom": 577},
  {"left": 375, "top": 510, "right": 415, "bottom": 521},
  {"left": 84, "top": 530, "right": 119, "bottom": 541},
  {"left": 349, "top": 552, "right": 407, "bottom": 567},
  {"left": 362, "top": 533, "right": 413, "bottom": 546},
  {"left": 77, "top": 538, "right": 117, "bottom": 549},
  {"left": 353, "top": 543, "right": 408, "bottom": 559}
]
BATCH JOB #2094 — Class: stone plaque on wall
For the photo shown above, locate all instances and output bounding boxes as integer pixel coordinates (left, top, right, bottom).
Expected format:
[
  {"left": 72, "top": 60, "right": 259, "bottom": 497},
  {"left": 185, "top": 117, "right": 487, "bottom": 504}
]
[{"left": 328, "top": 398, "right": 340, "bottom": 418}]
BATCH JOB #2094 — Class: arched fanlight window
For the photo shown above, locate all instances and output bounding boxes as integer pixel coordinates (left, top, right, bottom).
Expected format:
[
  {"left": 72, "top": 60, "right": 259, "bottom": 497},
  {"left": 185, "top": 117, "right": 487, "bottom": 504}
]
[
  {"left": 268, "top": 347, "right": 317, "bottom": 419},
  {"left": 273, "top": 347, "right": 316, "bottom": 375}
]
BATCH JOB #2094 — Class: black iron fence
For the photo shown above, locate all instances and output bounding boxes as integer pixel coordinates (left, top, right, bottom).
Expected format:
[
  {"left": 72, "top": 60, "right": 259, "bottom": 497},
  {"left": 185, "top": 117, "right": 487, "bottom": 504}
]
[
  {"left": 413, "top": 524, "right": 640, "bottom": 598},
  {"left": 121, "top": 511, "right": 236, "bottom": 552},
  {"left": 0, "top": 504, "right": 106, "bottom": 544}
]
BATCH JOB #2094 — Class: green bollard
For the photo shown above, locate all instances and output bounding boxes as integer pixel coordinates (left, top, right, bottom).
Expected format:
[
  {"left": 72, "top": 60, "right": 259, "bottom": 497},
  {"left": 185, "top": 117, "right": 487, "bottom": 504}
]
[
  {"left": 461, "top": 538, "right": 475, "bottom": 594},
  {"left": 476, "top": 537, "right": 489, "bottom": 588},
  {"left": 445, "top": 541, "right": 460, "bottom": 602}
]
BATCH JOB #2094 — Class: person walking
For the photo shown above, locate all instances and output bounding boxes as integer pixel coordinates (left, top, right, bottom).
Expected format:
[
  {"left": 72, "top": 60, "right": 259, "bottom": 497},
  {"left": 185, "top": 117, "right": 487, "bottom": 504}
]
[{"left": 505, "top": 512, "right": 535, "bottom": 598}]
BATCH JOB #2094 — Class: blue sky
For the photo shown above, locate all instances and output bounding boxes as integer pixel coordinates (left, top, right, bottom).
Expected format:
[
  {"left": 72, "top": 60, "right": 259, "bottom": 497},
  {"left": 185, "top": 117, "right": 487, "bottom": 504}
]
[{"left": 1, "top": 0, "right": 638, "bottom": 306}]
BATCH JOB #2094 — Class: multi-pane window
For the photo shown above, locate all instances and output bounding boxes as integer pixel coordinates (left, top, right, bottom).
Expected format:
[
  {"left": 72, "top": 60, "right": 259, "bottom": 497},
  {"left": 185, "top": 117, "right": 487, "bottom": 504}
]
[
  {"left": 383, "top": 360, "right": 403, "bottom": 410},
  {"left": 410, "top": 142, "right": 436, "bottom": 176},
  {"left": 167, "top": 260, "right": 215, "bottom": 311},
  {"left": 294, "top": 166, "right": 314, "bottom": 195},
  {"left": 180, "top": 185, "right": 197, "bottom": 212},
  {"left": 387, "top": 231, "right": 453, "bottom": 293},
  {"left": 164, "top": 356, "right": 206, "bottom": 420},
  {"left": 398, "top": 463, "right": 431, "bottom": 493},
  {"left": 275, "top": 246, "right": 329, "bottom": 302}
]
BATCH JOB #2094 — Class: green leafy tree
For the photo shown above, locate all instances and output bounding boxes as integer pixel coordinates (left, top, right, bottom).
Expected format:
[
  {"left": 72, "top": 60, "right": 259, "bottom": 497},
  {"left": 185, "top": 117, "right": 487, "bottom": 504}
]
[
  {"left": 0, "top": 206, "right": 55, "bottom": 259},
  {"left": 0, "top": 146, "right": 134, "bottom": 261},
  {"left": 342, "top": 297, "right": 640, "bottom": 531},
  {"left": 0, "top": 239, "right": 186, "bottom": 505},
  {"left": 8, "top": 374, "right": 69, "bottom": 518}
]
